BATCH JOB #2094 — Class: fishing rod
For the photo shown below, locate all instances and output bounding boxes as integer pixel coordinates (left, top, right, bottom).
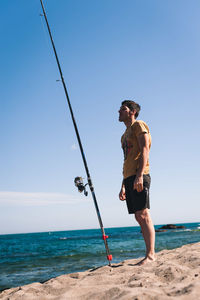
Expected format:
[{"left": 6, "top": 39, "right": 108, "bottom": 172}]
[{"left": 39, "top": 0, "right": 112, "bottom": 266}]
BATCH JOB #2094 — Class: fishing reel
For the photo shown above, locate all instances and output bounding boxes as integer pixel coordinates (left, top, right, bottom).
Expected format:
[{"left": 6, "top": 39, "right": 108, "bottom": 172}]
[{"left": 74, "top": 177, "right": 88, "bottom": 196}]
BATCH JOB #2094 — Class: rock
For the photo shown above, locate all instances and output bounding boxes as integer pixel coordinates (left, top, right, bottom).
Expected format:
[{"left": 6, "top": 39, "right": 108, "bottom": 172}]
[{"left": 159, "top": 224, "right": 186, "bottom": 230}]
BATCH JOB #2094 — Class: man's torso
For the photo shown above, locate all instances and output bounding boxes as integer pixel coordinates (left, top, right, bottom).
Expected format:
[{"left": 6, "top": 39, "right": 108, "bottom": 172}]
[{"left": 121, "top": 120, "right": 151, "bottom": 179}]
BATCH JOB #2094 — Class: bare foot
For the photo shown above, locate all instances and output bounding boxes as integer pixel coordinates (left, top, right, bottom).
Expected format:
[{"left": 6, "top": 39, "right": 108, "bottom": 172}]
[{"left": 135, "top": 255, "right": 156, "bottom": 266}]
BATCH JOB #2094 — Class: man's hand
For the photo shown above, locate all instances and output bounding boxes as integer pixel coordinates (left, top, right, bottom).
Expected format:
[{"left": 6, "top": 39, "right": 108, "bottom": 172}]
[
  {"left": 119, "top": 186, "right": 126, "bottom": 201},
  {"left": 134, "top": 175, "right": 143, "bottom": 192}
]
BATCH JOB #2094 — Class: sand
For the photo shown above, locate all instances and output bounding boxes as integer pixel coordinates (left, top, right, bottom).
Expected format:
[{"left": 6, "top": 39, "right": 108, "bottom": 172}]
[{"left": 0, "top": 242, "right": 200, "bottom": 300}]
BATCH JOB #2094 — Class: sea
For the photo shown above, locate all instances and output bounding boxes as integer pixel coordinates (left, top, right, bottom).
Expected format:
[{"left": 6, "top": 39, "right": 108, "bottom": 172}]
[{"left": 0, "top": 222, "right": 199, "bottom": 292}]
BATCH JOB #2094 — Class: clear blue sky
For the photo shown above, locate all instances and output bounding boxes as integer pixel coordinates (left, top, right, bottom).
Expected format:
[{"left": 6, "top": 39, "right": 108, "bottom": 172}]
[{"left": 1, "top": 0, "right": 200, "bottom": 234}]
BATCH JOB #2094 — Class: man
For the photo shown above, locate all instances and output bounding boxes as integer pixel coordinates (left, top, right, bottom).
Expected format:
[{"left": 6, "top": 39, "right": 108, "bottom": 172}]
[{"left": 119, "top": 100, "right": 155, "bottom": 265}]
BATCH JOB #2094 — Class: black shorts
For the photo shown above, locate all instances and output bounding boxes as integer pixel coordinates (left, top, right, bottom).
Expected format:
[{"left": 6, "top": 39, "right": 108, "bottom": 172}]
[{"left": 124, "top": 174, "right": 151, "bottom": 214}]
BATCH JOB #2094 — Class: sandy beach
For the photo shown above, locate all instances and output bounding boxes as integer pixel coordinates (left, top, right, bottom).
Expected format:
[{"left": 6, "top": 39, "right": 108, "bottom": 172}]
[{"left": 0, "top": 242, "right": 199, "bottom": 300}]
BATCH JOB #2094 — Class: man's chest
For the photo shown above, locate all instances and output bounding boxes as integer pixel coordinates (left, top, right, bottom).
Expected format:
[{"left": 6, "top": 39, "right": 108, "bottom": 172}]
[{"left": 121, "top": 130, "right": 137, "bottom": 159}]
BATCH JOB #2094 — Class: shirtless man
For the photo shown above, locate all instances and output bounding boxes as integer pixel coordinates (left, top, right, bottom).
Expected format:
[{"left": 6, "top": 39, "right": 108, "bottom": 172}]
[{"left": 119, "top": 100, "right": 155, "bottom": 265}]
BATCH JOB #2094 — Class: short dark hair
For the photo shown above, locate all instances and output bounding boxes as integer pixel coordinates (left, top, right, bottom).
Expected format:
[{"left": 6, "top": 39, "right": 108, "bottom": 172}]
[{"left": 121, "top": 100, "right": 141, "bottom": 119}]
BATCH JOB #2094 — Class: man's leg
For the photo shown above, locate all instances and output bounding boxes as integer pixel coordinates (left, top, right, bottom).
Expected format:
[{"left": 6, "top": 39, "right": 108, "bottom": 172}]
[{"left": 135, "top": 208, "right": 155, "bottom": 265}]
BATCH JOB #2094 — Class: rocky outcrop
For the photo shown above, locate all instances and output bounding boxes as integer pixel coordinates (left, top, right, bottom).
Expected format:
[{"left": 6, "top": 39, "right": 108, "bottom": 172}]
[{"left": 159, "top": 224, "right": 186, "bottom": 230}]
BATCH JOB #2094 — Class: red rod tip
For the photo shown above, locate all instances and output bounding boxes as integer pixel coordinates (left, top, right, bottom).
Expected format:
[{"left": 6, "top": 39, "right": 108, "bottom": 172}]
[{"left": 107, "top": 254, "right": 113, "bottom": 261}]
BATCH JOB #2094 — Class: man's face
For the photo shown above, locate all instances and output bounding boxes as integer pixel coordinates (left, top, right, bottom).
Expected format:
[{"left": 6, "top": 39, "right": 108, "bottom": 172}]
[{"left": 118, "top": 105, "right": 132, "bottom": 122}]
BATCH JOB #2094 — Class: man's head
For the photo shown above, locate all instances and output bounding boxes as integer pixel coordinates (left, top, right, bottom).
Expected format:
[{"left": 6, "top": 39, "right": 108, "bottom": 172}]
[
  {"left": 118, "top": 100, "right": 141, "bottom": 123},
  {"left": 121, "top": 100, "right": 140, "bottom": 118}
]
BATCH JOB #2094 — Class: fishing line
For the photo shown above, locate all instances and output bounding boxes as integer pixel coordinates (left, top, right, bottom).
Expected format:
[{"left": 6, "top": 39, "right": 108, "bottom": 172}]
[
  {"left": 39, "top": 0, "right": 112, "bottom": 266},
  {"left": 39, "top": 14, "right": 53, "bottom": 58}
]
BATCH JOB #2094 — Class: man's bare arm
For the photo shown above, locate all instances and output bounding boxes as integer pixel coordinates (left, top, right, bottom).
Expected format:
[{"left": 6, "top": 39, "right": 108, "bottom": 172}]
[{"left": 119, "top": 180, "right": 126, "bottom": 201}]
